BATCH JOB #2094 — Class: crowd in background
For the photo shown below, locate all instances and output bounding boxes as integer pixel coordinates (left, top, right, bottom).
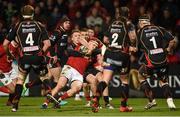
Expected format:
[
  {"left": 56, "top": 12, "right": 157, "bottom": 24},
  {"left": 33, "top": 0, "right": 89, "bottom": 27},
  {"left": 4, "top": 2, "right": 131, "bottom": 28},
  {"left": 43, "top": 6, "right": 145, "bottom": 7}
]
[{"left": 0, "top": 0, "right": 180, "bottom": 59}]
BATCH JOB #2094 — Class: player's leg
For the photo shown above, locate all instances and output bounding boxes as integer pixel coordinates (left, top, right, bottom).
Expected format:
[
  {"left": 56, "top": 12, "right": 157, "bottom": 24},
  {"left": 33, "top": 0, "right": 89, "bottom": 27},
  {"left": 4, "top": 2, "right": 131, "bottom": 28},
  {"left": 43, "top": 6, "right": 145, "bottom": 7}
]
[
  {"left": 49, "top": 66, "right": 61, "bottom": 88},
  {"left": 97, "top": 69, "right": 113, "bottom": 95},
  {"left": 86, "top": 73, "right": 100, "bottom": 107},
  {"left": 41, "top": 66, "right": 62, "bottom": 109},
  {"left": 96, "top": 71, "right": 113, "bottom": 109},
  {"left": 158, "top": 67, "right": 176, "bottom": 110},
  {"left": 83, "top": 83, "right": 91, "bottom": 106},
  {"left": 11, "top": 66, "right": 28, "bottom": 112},
  {"left": 119, "top": 73, "right": 133, "bottom": 112},
  {"left": 138, "top": 65, "right": 156, "bottom": 110}
]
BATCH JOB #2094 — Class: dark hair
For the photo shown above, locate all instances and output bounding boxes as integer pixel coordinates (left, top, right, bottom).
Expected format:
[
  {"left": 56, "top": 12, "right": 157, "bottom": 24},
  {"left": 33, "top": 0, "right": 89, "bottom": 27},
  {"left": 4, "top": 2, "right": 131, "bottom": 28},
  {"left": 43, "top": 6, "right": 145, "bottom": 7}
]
[
  {"left": 138, "top": 14, "right": 150, "bottom": 21},
  {"left": 119, "top": 7, "right": 129, "bottom": 18}
]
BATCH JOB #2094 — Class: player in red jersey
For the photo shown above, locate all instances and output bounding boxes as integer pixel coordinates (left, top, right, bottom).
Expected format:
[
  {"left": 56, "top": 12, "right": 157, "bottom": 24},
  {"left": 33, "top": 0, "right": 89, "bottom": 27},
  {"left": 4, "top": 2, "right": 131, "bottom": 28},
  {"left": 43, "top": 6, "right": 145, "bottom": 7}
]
[
  {"left": 0, "top": 39, "right": 18, "bottom": 106},
  {"left": 46, "top": 30, "right": 98, "bottom": 109}
]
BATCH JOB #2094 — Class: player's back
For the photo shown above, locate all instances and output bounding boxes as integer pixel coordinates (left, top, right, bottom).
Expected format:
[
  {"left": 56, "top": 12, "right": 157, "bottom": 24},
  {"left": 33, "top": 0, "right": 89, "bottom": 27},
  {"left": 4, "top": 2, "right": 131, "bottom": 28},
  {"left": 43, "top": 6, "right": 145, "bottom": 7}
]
[
  {"left": 138, "top": 25, "right": 167, "bottom": 66},
  {"left": 107, "top": 17, "right": 129, "bottom": 50},
  {"left": 16, "top": 20, "right": 44, "bottom": 55}
]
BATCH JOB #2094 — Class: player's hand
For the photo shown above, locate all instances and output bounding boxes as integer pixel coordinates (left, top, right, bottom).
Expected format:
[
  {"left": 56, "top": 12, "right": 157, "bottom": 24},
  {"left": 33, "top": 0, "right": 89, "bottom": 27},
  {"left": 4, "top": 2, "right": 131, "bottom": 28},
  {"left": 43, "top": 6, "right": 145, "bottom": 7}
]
[
  {"left": 129, "top": 46, "right": 137, "bottom": 54},
  {"left": 88, "top": 40, "right": 98, "bottom": 51},
  {"left": 7, "top": 55, "right": 13, "bottom": 63},
  {"left": 102, "top": 62, "right": 110, "bottom": 67},
  {"left": 166, "top": 47, "right": 173, "bottom": 55}
]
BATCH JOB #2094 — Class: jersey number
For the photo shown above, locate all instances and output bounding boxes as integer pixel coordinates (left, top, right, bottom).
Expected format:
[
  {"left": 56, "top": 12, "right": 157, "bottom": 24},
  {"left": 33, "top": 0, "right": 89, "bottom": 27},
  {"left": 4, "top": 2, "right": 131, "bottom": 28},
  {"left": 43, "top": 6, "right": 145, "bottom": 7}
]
[
  {"left": 150, "top": 36, "right": 157, "bottom": 48},
  {"left": 25, "top": 33, "right": 34, "bottom": 46},
  {"left": 111, "top": 33, "right": 118, "bottom": 46}
]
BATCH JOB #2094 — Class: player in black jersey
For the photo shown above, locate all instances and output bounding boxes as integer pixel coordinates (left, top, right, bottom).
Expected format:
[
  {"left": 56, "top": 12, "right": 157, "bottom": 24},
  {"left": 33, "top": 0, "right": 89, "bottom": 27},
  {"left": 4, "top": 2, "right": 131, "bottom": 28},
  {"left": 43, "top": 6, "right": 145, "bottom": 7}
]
[
  {"left": 137, "top": 14, "right": 176, "bottom": 110},
  {"left": 96, "top": 7, "right": 137, "bottom": 112},
  {"left": 40, "top": 16, "right": 71, "bottom": 109},
  {"left": 3, "top": 5, "right": 51, "bottom": 112}
]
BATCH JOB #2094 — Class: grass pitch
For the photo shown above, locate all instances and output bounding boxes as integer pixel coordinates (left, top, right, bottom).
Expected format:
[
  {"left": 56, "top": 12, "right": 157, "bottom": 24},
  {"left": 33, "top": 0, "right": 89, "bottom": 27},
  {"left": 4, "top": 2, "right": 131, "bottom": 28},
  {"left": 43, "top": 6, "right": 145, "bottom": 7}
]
[{"left": 0, "top": 97, "right": 179, "bottom": 116}]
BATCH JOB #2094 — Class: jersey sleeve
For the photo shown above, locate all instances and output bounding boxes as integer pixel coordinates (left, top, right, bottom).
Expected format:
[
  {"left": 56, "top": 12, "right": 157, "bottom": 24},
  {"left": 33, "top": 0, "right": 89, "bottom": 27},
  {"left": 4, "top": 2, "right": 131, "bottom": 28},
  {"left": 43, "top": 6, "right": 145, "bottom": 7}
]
[
  {"left": 49, "top": 31, "right": 59, "bottom": 46},
  {"left": 6, "top": 25, "right": 17, "bottom": 42},
  {"left": 41, "top": 26, "right": 49, "bottom": 41},
  {"left": 160, "top": 27, "right": 174, "bottom": 42}
]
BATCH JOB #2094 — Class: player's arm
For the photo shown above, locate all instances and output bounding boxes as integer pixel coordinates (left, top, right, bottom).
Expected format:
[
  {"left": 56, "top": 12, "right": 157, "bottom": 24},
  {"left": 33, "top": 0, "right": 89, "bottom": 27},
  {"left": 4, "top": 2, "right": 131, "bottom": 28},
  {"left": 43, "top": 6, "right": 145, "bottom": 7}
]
[
  {"left": 127, "top": 21, "right": 137, "bottom": 53},
  {"left": 3, "top": 26, "right": 17, "bottom": 59},
  {"left": 41, "top": 25, "right": 51, "bottom": 54},
  {"left": 160, "top": 27, "right": 177, "bottom": 54}
]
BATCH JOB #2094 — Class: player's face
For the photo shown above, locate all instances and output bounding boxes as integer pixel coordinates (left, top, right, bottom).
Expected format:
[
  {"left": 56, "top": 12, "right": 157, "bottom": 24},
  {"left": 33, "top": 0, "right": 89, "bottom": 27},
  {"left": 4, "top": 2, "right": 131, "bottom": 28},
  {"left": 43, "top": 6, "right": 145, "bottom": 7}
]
[
  {"left": 80, "top": 31, "right": 89, "bottom": 40},
  {"left": 63, "top": 21, "right": 71, "bottom": 31},
  {"left": 87, "top": 29, "right": 95, "bottom": 37},
  {"left": 71, "top": 32, "right": 80, "bottom": 45}
]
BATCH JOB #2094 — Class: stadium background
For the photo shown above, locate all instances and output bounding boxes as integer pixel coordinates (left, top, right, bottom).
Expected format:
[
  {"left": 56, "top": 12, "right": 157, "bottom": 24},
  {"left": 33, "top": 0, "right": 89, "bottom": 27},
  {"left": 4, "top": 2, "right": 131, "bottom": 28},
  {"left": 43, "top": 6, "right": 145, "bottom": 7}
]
[{"left": 0, "top": 0, "right": 180, "bottom": 98}]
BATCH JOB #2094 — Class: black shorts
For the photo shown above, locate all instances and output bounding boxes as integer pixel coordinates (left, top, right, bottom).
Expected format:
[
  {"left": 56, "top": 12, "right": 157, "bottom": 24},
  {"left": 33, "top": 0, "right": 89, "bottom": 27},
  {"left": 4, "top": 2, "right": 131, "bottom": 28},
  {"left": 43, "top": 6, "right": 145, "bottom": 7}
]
[
  {"left": 103, "top": 49, "right": 130, "bottom": 74},
  {"left": 18, "top": 55, "right": 48, "bottom": 76},
  {"left": 83, "top": 66, "right": 101, "bottom": 83},
  {"left": 139, "top": 64, "right": 168, "bottom": 82}
]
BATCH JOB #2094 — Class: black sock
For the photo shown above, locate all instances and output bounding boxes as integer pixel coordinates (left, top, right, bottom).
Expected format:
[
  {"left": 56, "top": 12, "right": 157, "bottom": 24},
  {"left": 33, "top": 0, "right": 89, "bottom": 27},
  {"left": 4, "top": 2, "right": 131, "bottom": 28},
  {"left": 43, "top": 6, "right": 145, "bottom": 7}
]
[
  {"left": 140, "top": 81, "right": 154, "bottom": 102},
  {"left": 120, "top": 84, "right": 129, "bottom": 107},
  {"left": 12, "top": 84, "right": 23, "bottom": 109},
  {"left": 52, "top": 82, "right": 57, "bottom": 88},
  {"left": 8, "top": 93, "right": 15, "bottom": 102},
  {"left": 162, "top": 84, "right": 172, "bottom": 98},
  {"left": 97, "top": 81, "right": 107, "bottom": 94},
  {"left": 42, "top": 79, "right": 52, "bottom": 92},
  {"left": 25, "top": 78, "right": 42, "bottom": 88},
  {"left": 103, "top": 96, "right": 109, "bottom": 105}
]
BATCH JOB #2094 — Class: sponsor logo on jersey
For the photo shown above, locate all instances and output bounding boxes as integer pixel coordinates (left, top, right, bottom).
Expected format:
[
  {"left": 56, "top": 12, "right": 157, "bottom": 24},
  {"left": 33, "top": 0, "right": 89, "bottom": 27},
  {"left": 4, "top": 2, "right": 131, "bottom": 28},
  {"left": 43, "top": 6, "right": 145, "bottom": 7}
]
[
  {"left": 150, "top": 48, "right": 163, "bottom": 55},
  {"left": 23, "top": 46, "right": 39, "bottom": 52}
]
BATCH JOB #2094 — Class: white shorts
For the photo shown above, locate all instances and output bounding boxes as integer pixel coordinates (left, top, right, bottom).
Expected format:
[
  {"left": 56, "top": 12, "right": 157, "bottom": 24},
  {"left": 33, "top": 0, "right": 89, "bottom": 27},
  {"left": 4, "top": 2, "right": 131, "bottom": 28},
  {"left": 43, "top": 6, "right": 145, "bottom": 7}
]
[
  {"left": 0, "top": 68, "right": 18, "bottom": 86},
  {"left": 61, "top": 65, "right": 83, "bottom": 83}
]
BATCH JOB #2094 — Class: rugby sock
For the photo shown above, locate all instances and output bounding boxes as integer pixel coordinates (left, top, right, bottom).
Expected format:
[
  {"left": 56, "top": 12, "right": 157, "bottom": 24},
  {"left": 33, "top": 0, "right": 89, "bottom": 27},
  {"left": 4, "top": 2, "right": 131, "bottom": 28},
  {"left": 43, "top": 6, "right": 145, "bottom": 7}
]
[
  {"left": 0, "top": 86, "right": 10, "bottom": 93},
  {"left": 25, "top": 78, "right": 42, "bottom": 88},
  {"left": 8, "top": 93, "right": 15, "bottom": 102},
  {"left": 162, "top": 84, "right": 172, "bottom": 98},
  {"left": 120, "top": 84, "right": 129, "bottom": 107},
  {"left": 97, "top": 81, "right": 107, "bottom": 94},
  {"left": 59, "top": 92, "right": 69, "bottom": 101},
  {"left": 52, "top": 82, "right": 57, "bottom": 88},
  {"left": 103, "top": 96, "right": 109, "bottom": 105},
  {"left": 92, "top": 96, "right": 99, "bottom": 104},
  {"left": 140, "top": 81, "right": 154, "bottom": 102},
  {"left": 86, "top": 96, "right": 91, "bottom": 101},
  {"left": 42, "top": 79, "right": 52, "bottom": 92},
  {"left": 12, "top": 84, "right": 23, "bottom": 109}
]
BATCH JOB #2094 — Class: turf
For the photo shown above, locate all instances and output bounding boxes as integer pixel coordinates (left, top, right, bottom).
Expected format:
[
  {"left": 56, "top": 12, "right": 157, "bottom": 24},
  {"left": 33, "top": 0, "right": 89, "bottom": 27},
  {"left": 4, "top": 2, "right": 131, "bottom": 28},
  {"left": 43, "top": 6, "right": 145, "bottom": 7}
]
[{"left": 0, "top": 97, "right": 179, "bottom": 116}]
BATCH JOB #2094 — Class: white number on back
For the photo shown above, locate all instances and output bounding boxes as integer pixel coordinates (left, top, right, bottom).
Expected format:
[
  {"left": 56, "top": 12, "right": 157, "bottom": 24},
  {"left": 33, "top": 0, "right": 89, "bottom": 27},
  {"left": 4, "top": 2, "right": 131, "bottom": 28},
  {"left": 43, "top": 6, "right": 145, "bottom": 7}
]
[
  {"left": 25, "top": 33, "right": 34, "bottom": 46},
  {"left": 111, "top": 33, "right": 118, "bottom": 46},
  {"left": 150, "top": 36, "right": 157, "bottom": 48}
]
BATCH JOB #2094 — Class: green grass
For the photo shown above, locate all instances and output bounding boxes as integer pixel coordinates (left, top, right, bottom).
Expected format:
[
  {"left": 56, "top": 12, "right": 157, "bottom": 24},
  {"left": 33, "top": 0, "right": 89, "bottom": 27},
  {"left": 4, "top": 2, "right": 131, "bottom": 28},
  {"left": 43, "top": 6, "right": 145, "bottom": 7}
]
[{"left": 0, "top": 97, "right": 179, "bottom": 116}]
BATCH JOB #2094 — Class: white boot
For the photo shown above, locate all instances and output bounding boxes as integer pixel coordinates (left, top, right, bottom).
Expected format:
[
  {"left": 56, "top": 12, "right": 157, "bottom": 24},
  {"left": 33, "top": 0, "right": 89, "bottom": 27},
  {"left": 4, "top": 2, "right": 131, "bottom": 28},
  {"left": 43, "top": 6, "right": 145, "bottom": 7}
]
[{"left": 167, "top": 98, "right": 176, "bottom": 110}]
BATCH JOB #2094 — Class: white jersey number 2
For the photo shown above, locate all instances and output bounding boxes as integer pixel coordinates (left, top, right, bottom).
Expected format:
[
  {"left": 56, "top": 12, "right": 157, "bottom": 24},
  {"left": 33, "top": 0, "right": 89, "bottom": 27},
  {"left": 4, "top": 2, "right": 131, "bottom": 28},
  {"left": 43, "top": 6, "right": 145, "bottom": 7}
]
[{"left": 111, "top": 33, "right": 118, "bottom": 46}]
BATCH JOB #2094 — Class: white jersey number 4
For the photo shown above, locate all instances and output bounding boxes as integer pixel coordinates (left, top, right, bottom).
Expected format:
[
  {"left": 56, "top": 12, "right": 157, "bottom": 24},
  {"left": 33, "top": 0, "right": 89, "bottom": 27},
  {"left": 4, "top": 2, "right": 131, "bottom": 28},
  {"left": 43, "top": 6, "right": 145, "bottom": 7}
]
[{"left": 25, "top": 33, "right": 34, "bottom": 46}]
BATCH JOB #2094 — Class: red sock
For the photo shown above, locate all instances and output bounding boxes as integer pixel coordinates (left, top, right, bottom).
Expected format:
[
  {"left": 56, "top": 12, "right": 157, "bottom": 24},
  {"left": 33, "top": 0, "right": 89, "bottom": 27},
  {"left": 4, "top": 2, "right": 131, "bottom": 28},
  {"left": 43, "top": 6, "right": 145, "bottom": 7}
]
[
  {"left": 60, "top": 92, "right": 69, "bottom": 100},
  {"left": 0, "top": 87, "right": 10, "bottom": 94},
  {"left": 86, "top": 96, "right": 91, "bottom": 101}
]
